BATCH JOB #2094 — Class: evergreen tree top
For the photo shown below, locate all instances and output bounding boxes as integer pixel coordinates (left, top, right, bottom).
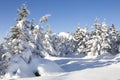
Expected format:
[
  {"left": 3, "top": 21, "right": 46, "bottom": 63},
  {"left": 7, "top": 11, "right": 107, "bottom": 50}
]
[{"left": 17, "top": 4, "right": 30, "bottom": 21}]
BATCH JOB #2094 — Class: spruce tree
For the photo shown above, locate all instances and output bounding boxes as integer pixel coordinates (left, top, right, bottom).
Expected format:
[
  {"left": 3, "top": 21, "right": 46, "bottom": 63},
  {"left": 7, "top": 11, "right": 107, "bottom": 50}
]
[
  {"left": 86, "top": 18, "right": 102, "bottom": 56},
  {"left": 0, "top": 4, "right": 35, "bottom": 77},
  {"left": 108, "top": 24, "right": 118, "bottom": 55},
  {"left": 73, "top": 24, "right": 89, "bottom": 54}
]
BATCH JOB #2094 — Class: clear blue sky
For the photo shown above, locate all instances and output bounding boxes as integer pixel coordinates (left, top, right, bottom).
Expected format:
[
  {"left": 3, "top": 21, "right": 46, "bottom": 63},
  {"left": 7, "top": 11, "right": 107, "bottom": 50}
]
[{"left": 0, "top": 0, "right": 120, "bottom": 41}]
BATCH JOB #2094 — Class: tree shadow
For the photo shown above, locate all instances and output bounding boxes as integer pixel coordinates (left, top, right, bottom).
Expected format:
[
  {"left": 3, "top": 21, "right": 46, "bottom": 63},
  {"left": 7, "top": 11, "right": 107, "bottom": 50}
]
[{"left": 54, "top": 58, "right": 116, "bottom": 72}]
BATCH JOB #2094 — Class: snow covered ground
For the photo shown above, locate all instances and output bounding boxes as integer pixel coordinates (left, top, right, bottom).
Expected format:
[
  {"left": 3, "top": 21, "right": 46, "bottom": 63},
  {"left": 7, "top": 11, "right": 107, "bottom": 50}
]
[{"left": 12, "top": 54, "right": 120, "bottom": 80}]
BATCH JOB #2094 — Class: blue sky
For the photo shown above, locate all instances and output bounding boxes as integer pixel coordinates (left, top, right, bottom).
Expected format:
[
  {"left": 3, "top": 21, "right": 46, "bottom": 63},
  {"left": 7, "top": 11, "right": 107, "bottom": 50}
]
[{"left": 0, "top": 0, "right": 120, "bottom": 41}]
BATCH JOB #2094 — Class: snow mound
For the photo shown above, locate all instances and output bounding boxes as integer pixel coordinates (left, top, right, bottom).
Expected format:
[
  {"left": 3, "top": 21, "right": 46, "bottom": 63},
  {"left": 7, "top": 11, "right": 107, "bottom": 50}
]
[
  {"left": 3, "top": 56, "right": 64, "bottom": 79},
  {"left": 4, "top": 55, "right": 35, "bottom": 79},
  {"left": 29, "top": 56, "right": 64, "bottom": 76}
]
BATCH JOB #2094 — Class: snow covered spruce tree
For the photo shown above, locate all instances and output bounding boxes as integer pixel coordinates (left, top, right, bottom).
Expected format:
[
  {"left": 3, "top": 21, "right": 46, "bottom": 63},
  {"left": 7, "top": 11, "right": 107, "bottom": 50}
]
[
  {"left": 39, "top": 14, "right": 56, "bottom": 56},
  {"left": 86, "top": 19, "right": 100, "bottom": 56},
  {"left": 32, "top": 24, "right": 48, "bottom": 57},
  {"left": 52, "top": 32, "right": 73, "bottom": 56},
  {"left": 116, "top": 29, "right": 120, "bottom": 53},
  {"left": 108, "top": 24, "right": 120, "bottom": 55},
  {"left": 86, "top": 19, "right": 112, "bottom": 56},
  {"left": 0, "top": 4, "right": 36, "bottom": 78},
  {"left": 73, "top": 24, "right": 89, "bottom": 54},
  {"left": 44, "top": 25, "right": 57, "bottom": 56},
  {"left": 100, "top": 20, "right": 111, "bottom": 54},
  {"left": 7, "top": 4, "right": 34, "bottom": 63}
]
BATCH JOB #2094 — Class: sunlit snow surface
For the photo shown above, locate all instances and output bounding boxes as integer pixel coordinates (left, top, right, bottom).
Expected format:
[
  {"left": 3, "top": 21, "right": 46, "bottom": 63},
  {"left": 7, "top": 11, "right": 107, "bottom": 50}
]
[{"left": 13, "top": 54, "right": 120, "bottom": 80}]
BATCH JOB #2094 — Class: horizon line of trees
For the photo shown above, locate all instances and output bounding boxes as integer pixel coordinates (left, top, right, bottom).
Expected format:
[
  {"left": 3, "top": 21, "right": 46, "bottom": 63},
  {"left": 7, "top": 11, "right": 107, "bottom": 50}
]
[{"left": 0, "top": 4, "right": 120, "bottom": 58}]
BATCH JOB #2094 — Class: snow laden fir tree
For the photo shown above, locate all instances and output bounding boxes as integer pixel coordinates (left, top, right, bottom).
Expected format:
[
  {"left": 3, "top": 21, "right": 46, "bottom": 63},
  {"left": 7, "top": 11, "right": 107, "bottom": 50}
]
[{"left": 0, "top": 4, "right": 120, "bottom": 79}]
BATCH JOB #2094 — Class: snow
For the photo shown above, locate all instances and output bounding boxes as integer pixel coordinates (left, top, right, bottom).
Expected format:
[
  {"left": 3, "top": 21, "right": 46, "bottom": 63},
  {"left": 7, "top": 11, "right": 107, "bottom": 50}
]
[
  {"left": 64, "top": 63, "right": 120, "bottom": 80},
  {"left": 29, "top": 56, "right": 64, "bottom": 76},
  {"left": 4, "top": 55, "right": 35, "bottom": 79},
  {"left": 2, "top": 52, "right": 12, "bottom": 61},
  {"left": 1, "top": 55, "right": 64, "bottom": 79},
  {"left": 13, "top": 55, "right": 120, "bottom": 80},
  {"left": 1, "top": 4, "right": 120, "bottom": 80},
  {"left": 40, "top": 14, "right": 51, "bottom": 23},
  {"left": 58, "top": 32, "right": 73, "bottom": 40}
]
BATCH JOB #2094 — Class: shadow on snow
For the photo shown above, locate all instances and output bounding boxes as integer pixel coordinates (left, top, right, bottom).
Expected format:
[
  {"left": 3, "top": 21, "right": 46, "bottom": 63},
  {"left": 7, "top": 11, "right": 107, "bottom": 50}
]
[{"left": 54, "top": 57, "right": 116, "bottom": 72}]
